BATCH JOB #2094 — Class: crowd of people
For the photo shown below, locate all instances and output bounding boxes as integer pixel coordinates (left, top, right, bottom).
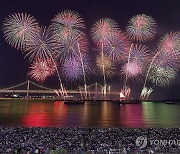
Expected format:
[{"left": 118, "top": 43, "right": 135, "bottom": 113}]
[{"left": 0, "top": 127, "right": 179, "bottom": 153}]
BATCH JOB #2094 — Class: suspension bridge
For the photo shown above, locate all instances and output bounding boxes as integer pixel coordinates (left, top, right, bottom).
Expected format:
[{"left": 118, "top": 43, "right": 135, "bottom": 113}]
[{"left": 0, "top": 80, "right": 124, "bottom": 100}]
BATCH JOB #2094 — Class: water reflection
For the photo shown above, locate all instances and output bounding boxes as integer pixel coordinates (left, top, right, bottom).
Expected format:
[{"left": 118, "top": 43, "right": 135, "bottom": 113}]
[
  {"left": 119, "top": 104, "right": 145, "bottom": 127},
  {"left": 0, "top": 101, "right": 180, "bottom": 127},
  {"left": 142, "top": 102, "right": 180, "bottom": 127}
]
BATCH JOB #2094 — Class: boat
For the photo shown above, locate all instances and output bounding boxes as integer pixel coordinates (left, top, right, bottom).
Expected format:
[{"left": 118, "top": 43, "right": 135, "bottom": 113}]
[
  {"left": 165, "top": 101, "right": 180, "bottom": 104},
  {"left": 113, "top": 100, "right": 141, "bottom": 104},
  {"left": 64, "top": 100, "right": 85, "bottom": 105}
]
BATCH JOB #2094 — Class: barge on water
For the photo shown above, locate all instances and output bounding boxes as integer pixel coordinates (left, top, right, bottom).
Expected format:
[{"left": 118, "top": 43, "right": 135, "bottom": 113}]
[{"left": 64, "top": 100, "right": 85, "bottom": 105}]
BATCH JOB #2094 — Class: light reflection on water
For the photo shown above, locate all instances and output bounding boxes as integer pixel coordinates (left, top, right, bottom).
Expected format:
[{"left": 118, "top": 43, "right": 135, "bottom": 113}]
[{"left": 0, "top": 101, "right": 180, "bottom": 127}]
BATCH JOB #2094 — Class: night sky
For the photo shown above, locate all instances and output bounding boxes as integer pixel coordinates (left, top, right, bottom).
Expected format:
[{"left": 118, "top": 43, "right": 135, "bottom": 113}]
[{"left": 0, "top": 0, "right": 180, "bottom": 100}]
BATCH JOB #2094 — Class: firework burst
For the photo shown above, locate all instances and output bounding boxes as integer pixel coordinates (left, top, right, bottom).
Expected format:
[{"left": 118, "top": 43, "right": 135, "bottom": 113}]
[
  {"left": 158, "top": 32, "right": 180, "bottom": 52},
  {"left": 57, "top": 33, "right": 88, "bottom": 61},
  {"left": 122, "top": 44, "right": 149, "bottom": 80},
  {"left": 52, "top": 11, "right": 89, "bottom": 97},
  {"left": 51, "top": 10, "right": 85, "bottom": 40},
  {"left": 2, "top": 13, "right": 39, "bottom": 51},
  {"left": 125, "top": 44, "right": 150, "bottom": 66},
  {"left": 28, "top": 58, "right": 56, "bottom": 82},
  {"left": 52, "top": 10, "right": 85, "bottom": 30},
  {"left": 91, "top": 18, "right": 119, "bottom": 44},
  {"left": 153, "top": 50, "right": 179, "bottom": 70},
  {"left": 24, "top": 26, "right": 58, "bottom": 61},
  {"left": 91, "top": 18, "right": 119, "bottom": 94},
  {"left": 102, "top": 30, "right": 130, "bottom": 62},
  {"left": 127, "top": 14, "right": 157, "bottom": 42},
  {"left": 24, "top": 26, "right": 66, "bottom": 95},
  {"left": 61, "top": 55, "right": 91, "bottom": 83},
  {"left": 140, "top": 47, "right": 179, "bottom": 100},
  {"left": 122, "top": 61, "right": 143, "bottom": 78},
  {"left": 96, "top": 55, "right": 116, "bottom": 78},
  {"left": 149, "top": 65, "right": 176, "bottom": 87}
]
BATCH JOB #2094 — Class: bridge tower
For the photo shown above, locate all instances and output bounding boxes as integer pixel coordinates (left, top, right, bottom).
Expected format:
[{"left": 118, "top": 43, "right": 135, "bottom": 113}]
[
  {"left": 26, "top": 80, "right": 30, "bottom": 97},
  {"left": 95, "top": 82, "right": 98, "bottom": 100}
]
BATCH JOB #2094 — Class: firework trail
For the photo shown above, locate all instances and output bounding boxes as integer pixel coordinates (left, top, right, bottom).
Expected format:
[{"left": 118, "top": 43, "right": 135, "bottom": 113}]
[
  {"left": 96, "top": 54, "right": 116, "bottom": 78},
  {"left": 140, "top": 87, "right": 153, "bottom": 100},
  {"left": 148, "top": 65, "right": 176, "bottom": 87},
  {"left": 125, "top": 44, "right": 150, "bottom": 65},
  {"left": 141, "top": 32, "right": 180, "bottom": 90},
  {"left": 57, "top": 33, "right": 88, "bottom": 61},
  {"left": 96, "top": 54, "right": 115, "bottom": 96},
  {"left": 28, "top": 58, "right": 56, "bottom": 82},
  {"left": 2, "top": 13, "right": 39, "bottom": 51},
  {"left": 51, "top": 10, "right": 89, "bottom": 97},
  {"left": 91, "top": 18, "right": 119, "bottom": 95},
  {"left": 141, "top": 46, "right": 180, "bottom": 99},
  {"left": 140, "top": 51, "right": 159, "bottom": 100},
  {"left": 123, "top": 44, "right": 132, "bottom": 94},
  {"left": 153, "top": 50, "right": 179, "bottom": 70},
  {"left": 25, "top": 26, "right": 65, "bottom": 96},
  {"left": 3, "top": 13, "right": 66, "bottom": 96},
  {"left": 127, "top": 14, "right": 157, "bottom": 42},
  {"left": 77, "top": 42, "right": 88, "bottom": 97},
  {"left": 123, "top": 44, "right": 149, "bottom": 88},
  {"left": 58, "top": 33, "right": 88, "bottom": 98},
  {"left": 121, "top": 87, "right": 131, "bottom": 100},
  {"left": 61, "top": 55, "right": 92, "bottom": 84}
]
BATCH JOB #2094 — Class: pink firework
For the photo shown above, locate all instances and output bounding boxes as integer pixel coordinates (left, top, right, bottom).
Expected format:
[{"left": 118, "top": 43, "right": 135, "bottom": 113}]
[
  {"left": 2, "top": 13, "right": 39, "bottom": 51},
  {"left": 102, "top": 30, "right": 130, "bottom": 62},
  {"left": 91, "top": 18, "right": 119, "bottom": 89},
  {"left": 122, "top": 61, "right": 143, "bottom": 78},
  {"left": 158, "top": 32, "right": 180, "bottom": 52},
  {"left": 28, "top": 58, "right": 56, "bottom": 82},
  {"left": 51, "top": 10, "right": 85, "bottom": 40},
  {"left": 52, "top": 10, "right": 85, "bottom": 29},
  {"left": 127, "top": 14, "right": 157, "bottom": 42},
  {"left": 152, "top": 49, "right": 180, "bottom": 70},
  {"left": 91, "top": 18, "right": 119, "bottom": 44}
]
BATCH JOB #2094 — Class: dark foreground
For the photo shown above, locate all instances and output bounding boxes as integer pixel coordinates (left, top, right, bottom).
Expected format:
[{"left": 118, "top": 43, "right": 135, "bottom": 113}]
[{"left": 0, "top": 127, "right": 180, "bottom": 153}]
